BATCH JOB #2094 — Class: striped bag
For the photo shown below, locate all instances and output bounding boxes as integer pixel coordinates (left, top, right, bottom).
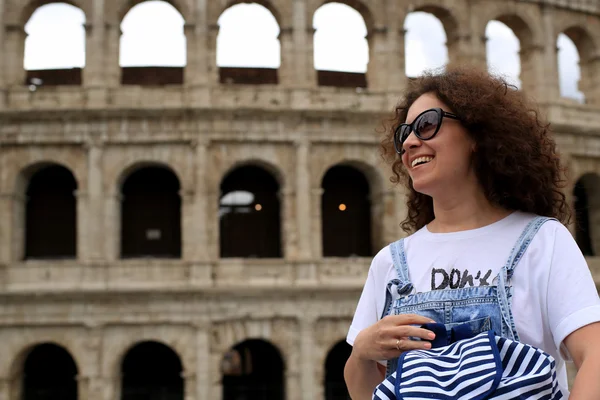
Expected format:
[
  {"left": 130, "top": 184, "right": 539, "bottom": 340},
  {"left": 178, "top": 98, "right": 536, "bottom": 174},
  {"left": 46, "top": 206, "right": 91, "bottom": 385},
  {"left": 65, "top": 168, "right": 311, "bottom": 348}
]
[{"left": 373, "top": 330, "right": 563, "bottom": 400}]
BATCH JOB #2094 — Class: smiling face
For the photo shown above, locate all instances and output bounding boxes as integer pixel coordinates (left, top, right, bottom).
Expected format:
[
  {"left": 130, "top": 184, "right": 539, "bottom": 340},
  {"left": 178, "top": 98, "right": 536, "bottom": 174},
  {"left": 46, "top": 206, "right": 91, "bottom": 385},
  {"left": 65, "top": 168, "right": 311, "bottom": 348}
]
[{"left": 401, "top": 92, "right": 478, "bottom": 198}]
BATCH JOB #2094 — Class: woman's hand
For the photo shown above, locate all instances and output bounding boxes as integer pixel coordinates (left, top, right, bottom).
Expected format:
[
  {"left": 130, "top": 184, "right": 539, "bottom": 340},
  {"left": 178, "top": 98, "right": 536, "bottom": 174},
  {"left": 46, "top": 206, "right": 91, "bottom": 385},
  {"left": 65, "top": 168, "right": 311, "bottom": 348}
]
[{"left": 352, "top": 314, "right": 437, "bottom": 362}]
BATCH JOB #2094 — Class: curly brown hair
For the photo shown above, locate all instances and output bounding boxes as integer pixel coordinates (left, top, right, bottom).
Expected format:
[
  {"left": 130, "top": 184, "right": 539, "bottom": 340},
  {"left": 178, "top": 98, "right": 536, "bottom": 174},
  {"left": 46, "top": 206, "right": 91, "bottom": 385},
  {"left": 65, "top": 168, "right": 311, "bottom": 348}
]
[{"left": 380, "top": 66, "right": 571, "bottom": 234}]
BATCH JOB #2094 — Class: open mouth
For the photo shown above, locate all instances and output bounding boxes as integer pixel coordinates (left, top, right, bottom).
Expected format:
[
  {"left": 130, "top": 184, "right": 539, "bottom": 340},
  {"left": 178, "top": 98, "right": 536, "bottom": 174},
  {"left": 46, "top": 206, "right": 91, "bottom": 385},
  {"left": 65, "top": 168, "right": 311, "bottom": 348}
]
[{"left": 411, "top": 156, "right": 434, "bottom": 168}]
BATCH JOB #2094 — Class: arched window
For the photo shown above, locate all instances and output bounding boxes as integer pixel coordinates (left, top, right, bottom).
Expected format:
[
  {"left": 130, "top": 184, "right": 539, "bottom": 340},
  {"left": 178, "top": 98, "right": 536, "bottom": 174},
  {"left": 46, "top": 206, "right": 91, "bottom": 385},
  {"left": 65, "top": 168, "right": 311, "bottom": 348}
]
[
  {"left": 404, "top": 11, "right": 448, "bottom": 77},
  {"left": 121, "top": 342, "right": 183, "bottom": 400},
  {"left": 217, "top": 3, "right": 280, "bottom": 85},
  {"left": 221, "top": 339, "right": 285, "bottom": 400},
  {"left": 558, "top": 29, "right": 587, "bottom": 103},
  {"left": 573, "top": 174, "right": 600, "bottom": 256},
  {"left": 120, "top": 166, "right": 181, "bottom": 258},
  {"left": 219, "top": 166, "right": 281, "bottom": 258},
  {"left": 25, "top": 164, "right": 77, "bottom": 259},
  {"left": 24, "top": 3, "right": 86, "bottom": 86},
  {"left": 486, "top": 20, "right": 521, "bottom": 89},
  {"left": 22, "top": 343, "right": 78, "bottom": 400},
  {"left": 324, "top": 341, "right": 352, "bottom": 400},
  {"left": 313, "top": 3, "right": 368, "bottom": 87},
  {"left": 120, "top": 0, "right": 186, "bottom": 85},
  {"left": 322, "top": 165, "right": 372, "bottom": 257}
]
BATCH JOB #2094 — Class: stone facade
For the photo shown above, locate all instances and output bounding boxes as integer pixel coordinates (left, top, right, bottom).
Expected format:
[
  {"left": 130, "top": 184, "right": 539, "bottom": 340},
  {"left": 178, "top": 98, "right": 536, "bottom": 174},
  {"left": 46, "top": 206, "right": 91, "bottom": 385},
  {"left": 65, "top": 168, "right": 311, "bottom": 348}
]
[{"left": 1, "top": 0, "right": 600, "bottom": 399}]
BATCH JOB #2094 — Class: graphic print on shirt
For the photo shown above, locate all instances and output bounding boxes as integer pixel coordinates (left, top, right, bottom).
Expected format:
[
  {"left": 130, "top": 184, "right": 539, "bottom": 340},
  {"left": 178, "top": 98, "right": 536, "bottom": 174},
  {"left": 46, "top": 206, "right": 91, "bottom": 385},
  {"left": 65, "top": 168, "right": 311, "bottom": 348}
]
[{"left": 431, "top": 268, "right": 493, "bottom": 290}]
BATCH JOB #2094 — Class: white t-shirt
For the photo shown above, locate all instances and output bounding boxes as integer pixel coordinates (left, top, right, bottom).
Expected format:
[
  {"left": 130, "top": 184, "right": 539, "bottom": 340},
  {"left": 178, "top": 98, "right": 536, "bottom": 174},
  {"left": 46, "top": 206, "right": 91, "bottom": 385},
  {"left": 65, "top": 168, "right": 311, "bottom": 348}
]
[{"left": 347, "top": 211, "right": 600, "bottom": 394}]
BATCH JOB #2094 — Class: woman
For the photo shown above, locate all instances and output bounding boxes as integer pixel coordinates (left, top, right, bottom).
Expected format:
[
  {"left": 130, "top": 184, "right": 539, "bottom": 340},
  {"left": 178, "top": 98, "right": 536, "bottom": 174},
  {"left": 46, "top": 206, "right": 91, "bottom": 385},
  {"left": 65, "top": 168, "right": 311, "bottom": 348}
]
[{"left": 344, "top": 67, "right": 600, "bottom": 399}]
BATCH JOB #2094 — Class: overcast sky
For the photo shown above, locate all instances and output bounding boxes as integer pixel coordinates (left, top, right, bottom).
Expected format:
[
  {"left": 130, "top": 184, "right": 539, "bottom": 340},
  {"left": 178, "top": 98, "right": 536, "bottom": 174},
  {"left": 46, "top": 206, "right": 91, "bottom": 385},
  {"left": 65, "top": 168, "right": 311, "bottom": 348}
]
[{"left": 24, "top": 1, "right": 583, "bottom": 101}]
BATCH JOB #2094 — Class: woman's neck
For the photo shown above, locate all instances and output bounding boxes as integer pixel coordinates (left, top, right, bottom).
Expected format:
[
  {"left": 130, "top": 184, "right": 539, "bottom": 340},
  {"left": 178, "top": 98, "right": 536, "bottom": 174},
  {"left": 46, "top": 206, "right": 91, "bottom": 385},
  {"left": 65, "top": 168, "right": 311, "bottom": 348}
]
[{"left": 427, "top": 187, "right": 512, "bottom": 233}]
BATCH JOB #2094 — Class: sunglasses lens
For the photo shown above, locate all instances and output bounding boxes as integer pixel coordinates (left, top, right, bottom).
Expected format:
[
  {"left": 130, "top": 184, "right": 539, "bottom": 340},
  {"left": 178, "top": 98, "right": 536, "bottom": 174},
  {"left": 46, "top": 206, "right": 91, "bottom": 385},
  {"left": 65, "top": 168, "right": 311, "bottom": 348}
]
[{"left": 415, "top": 110, "right": 439, "bottom": 139}]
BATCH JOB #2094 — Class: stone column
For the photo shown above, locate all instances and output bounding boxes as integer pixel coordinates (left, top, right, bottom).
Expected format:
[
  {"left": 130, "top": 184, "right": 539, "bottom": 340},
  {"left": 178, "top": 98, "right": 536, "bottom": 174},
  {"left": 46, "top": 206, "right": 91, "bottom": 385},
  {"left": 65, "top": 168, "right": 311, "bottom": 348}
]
[
  {"left": 579, "top": 55, "right": 600, "bottom": 106},
  {"left": 310, "top": 187, "right": 324, "bottom": 258},
  {"left": 447, "top": 32, "right": 478, "bottom": 68},
  {"left": 468, "top": 11, "right": 488, "bottom": 71},
  {"left": 299, "top": 318, "right": 316, "bottom": 400},
  {"left": 84, "top": 23, "right": 109, "bottom": 106},
  {"left": 291, "top": 0, "right": 315, "bottom": 88},
  {"left": 5, "top": 24, "right": 26, "bottom": 87},
  {"left": 9, "top": 192, "right": 26, "bottom": 262},
  {"left": 206, "top": 25, "right": 220, "bottom": 85},
  {"left": 184, "top": 23, "right": 209, "bottom": 87},
  {"left": 104, "top": 192, "right": 121, "bottom": 261},
  {"left": 103, "top": 23, "right": 121, "bottom": 87},
  {"left": 75, "top": 189, "right": 89, "bottom": 261},
  {"left": 519, "top": 43, "right": 547, "bottom": 101},
  {"left": 84, "top": 144, "right": 105, "bottom": 261},
  {"left": 278, "top": 27, "right": 295, "bottom": 87},
  {"left": 0, "top": 193, "right": 14, "bottom": 264},
  {"left": 280, "top": 187, "right": 296, "bottom": 260},
  {"left": 295, "top": 140, "right": 311, "bottom": 260},
  {"left": 367, "top": 26, "right": 391, "bottom": 92},
  {"left": 195, "top": 327, "right": 210, "bottom": 400},
  {"left": 539, "top": 5, "right": 560, "bottom": 100}
]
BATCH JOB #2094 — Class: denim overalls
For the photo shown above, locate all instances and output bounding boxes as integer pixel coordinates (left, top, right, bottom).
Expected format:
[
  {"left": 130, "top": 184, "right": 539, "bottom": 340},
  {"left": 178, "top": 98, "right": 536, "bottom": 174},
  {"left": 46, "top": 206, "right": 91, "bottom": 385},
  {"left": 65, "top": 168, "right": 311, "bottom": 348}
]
[{"left": 382, "top": 216, "right": 554, "bottom": 377}]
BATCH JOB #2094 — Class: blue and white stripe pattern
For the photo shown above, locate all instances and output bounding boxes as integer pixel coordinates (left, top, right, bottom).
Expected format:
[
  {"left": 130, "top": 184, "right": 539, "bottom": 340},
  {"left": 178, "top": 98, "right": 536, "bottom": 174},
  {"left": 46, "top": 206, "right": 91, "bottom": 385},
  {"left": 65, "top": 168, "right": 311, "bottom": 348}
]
[{"left": 373, "top": 331, "right": 563, "bottom": 400}]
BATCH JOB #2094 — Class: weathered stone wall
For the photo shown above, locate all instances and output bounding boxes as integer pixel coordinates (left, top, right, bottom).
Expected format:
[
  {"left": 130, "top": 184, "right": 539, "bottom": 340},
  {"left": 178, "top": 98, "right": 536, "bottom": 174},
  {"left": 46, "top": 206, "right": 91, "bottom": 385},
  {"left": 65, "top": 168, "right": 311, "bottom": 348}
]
[{"left": 0, "top": 0, "right": 599, "bottom": 398}]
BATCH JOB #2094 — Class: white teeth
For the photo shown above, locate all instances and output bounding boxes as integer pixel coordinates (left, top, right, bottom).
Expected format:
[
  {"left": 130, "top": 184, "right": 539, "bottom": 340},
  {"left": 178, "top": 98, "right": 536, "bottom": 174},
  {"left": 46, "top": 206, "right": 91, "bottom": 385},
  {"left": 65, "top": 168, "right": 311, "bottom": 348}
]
[{"left": 411, "top": 156, "right": 433, "bottom": 168}]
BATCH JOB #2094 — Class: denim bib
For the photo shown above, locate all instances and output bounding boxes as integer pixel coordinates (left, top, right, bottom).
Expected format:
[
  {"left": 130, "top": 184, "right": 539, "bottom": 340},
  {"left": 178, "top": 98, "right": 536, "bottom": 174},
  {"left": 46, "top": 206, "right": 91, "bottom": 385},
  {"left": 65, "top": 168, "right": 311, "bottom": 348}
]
[{"left": 381, "top": 216, "right": 554, "bottom": 377}]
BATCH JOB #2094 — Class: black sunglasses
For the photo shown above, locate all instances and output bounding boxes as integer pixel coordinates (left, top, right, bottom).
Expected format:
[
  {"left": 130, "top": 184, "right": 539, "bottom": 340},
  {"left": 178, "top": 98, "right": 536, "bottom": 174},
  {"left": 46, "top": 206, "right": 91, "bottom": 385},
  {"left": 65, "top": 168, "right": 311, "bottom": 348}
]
[{"left": 393, "top": 108, "right": 460, "bottom": 155}]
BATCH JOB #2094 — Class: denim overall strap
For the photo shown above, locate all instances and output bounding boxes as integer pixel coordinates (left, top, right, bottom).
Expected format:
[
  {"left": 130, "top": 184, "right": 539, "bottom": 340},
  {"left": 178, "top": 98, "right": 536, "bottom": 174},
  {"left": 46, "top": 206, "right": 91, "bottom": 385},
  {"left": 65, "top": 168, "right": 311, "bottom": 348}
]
[
  {"left": 496, "top": 216, "right": 555, "bottom": 341},
  {"left": 381, "top": 239, "right": 415, "bottom": 319}
]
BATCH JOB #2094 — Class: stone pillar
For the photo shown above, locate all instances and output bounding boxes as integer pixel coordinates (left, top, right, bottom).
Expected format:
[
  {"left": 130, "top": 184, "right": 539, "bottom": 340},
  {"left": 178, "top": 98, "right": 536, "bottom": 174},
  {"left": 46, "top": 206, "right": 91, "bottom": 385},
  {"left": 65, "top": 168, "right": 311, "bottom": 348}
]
[
  {"left": 539, "top": 5, "right": 560, "bottom": 101},
  {"left": 291, "top": 0, "right": 315, "bottom": 88},
  {"left": 311, "top": 188, "right": 324, "bottom": 258},
  {"left": 104, "top": 192, "right": 121, "bottom": 261},
  {"left": 447, "top": 32, "right": 478, "bottom": 68},
  {"left": 85, "top": 144, "right": 105, "bottom": 261},
  {"left": 9, "top": 192, "right": 26, "bottom": 262},
  {"left": 280, "top": 187, "right": 296, "bottom": 260},
  {"left": 84, "top": 0, "right": 108, "bottom": 104},
  {"left": 184, "top": 23, "right": 209, "bottom": 86},
  {"left": 367, "top": 26, "right": 392, "bottom": 92},
  {"left": 195, "top": 327, "right": 210, "bottom": 400},
  {"left": 468, "top": 11, "right": 488, "bottom": 71},
  {"left": 371, "top": 190, "right": 398, "bottom": 250},
  {"left": 5, "top": 24, "right": 26, "bottom": 87},
  {"left": 104, "top": 23, "right": 121, "bottom": 87},
  {"left": 0, "top": 193, "right": 14, "bottom": 264},
  {"left": 299, "top": 318, "right": 316, "bottom": 400},
  {"left": 579, "top": 55, "right": 600, "bottom": 106},
  {"left": 278, "top": 27, "right": 295, "bottom": 87},
  {"left": 206, "top": 25, "right": 220, "bottom": 85},
  {"left": 295, "top": 140, "right": 311, "bottom": 260},
  {"left": 76, "top": 189, "right": 89, "bottom": 261},
  {"left": 520, "top": 43, "right": 547, "bottom": 101}
]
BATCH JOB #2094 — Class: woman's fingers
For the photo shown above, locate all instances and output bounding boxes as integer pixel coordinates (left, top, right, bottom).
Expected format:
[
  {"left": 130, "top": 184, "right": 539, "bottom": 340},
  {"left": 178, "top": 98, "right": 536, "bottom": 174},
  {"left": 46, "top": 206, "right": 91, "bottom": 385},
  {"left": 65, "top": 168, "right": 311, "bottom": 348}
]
[
  {"left": 386, "top": 314, "right": 436, "bottom": 326},
  {"left": 391, "top": 337, "right": 432, "bottom": 352}
]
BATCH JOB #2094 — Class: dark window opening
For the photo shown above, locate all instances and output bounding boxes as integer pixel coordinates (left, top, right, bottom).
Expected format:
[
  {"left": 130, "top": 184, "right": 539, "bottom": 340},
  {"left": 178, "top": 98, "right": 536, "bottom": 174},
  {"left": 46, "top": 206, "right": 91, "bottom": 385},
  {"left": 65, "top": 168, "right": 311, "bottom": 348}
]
[
  {"left": 121, "top": 342, "right": 183, "bottom": 400},
  {"left": 22, "top": 343, "right": 78, "bottom": 400},
  {"left": 121, "top": 67, "right": 184, "bottom": 85},
  {"left": 574, "top": 181, "right": 594, "bottom": 256},
  {"left": 121, "top": 167, "right": 181, "bottom": 258},
  {"left": 322, "top": 166, "right": 372, "bottom": 257},
  {"left": 222, "top": 340, "right": 285, "bottom": 400},
  {"left": 317, "top": 70, "right": 367, "bottom": 88},
  {"left": 325, "top": 341, "right": 352, "bottom": 400},
  {"left": 25, "top": 165, "right": 77, "bottom": 259},
  {"left": 26, "top": 68, "right": 82, "bottom": 86},
  {"left": 219, "top": 67, "right": 279, "bottom": 85},
  {"left": 220, "top": 166, "right": 281, "bottom": 258}
]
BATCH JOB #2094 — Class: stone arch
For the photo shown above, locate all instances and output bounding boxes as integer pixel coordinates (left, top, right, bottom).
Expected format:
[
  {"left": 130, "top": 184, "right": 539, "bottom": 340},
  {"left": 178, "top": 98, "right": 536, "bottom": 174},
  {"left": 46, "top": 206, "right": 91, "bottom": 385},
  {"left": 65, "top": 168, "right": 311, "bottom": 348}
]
[
  {"left": 116, "top": 160, "right": 183, "bottom": 192},
  {"left": 323, "top": 340, "right": 352, "bottom": 400},
  {"left": 16, "top": 0, "right": 91, "bottom": 26},
  {"left": 120, "top": 341, "right": 184, "bottom": 400},
  {"left": 316, "top": 158, "right": 385, "bottom": 196},
  {"left": 321, "top": 164, "right": 373, "bottom": 257},
  {"left": 3, "top": 332, "right": 89, "bottom": 400},
  {"left": 408, "top": 3, "right": 460, "bottom": 37},
  {"left": 213, "top": 0, "right": 284, "bottom": 28},
  {"left": 309, "top": 0, "right": 375, "bottom": 32},
  {"left": 216, "top": 158, "right": 287, "bottom": 192},
  {"left": 119, "top": 164, "right": 181, "bottom": 258},
  {"left": 558, "top": 26, "right": 598, "bottom": 103},
  {"left": 11, "top": 160, "right": 81, "bottom": 261},
  {"left": 219, "top": 163, "right": 282, "bottom": 257},
  {"left": 117, "top": 0, "right": 190, "bottom": 24},
  {"left": 221, "top": 339, "right": 285, "bottom": 400}
]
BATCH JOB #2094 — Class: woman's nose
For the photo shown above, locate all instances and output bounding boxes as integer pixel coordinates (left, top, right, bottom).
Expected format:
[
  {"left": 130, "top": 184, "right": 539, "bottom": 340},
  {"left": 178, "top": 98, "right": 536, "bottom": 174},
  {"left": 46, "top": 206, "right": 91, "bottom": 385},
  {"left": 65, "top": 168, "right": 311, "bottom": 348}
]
[{"left": 402, "top": 130, "right": 422, "bottom": 152}]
